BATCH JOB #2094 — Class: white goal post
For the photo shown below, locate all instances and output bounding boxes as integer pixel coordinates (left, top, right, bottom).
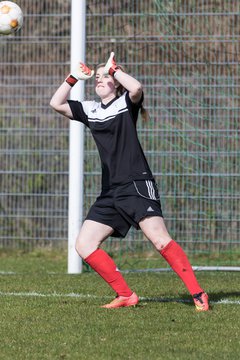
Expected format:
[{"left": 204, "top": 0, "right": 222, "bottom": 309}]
[{"left": 68, "top": 0, "right": 86, "bottom": 274}]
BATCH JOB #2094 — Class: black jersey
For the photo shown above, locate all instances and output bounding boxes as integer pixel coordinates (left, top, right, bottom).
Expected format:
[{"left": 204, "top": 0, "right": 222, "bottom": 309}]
[{"left": 68, "top": 91, "right": 153, "bottom": 189}]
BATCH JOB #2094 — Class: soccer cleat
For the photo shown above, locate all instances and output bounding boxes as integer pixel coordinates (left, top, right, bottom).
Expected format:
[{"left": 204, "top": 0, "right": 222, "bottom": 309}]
[
  {"left": 101, "top": 292, "right": 139, "bottom": 309},
  {"left": 193, "top": 292, "right": 209, "bottom": 312}
]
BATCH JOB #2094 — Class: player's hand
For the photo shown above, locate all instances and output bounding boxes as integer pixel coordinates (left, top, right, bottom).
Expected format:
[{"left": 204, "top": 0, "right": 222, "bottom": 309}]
[
  {"left": 73, "top": 62, "right": 94, "bottom": 80},
  {"left": 103, "top": 52, "right": 119, "bottom": 76}
]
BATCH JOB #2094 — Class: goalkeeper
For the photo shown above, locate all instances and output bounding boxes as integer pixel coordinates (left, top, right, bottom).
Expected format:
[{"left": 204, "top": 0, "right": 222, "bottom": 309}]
[{"left": 50, "top": 52, "right": 209, "bottom": 311}]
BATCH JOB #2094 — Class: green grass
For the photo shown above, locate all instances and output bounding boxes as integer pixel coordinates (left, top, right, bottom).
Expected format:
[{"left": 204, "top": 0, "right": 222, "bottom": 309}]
[{"left": 0, "top": 250, "right": 239, "bottom": 360}]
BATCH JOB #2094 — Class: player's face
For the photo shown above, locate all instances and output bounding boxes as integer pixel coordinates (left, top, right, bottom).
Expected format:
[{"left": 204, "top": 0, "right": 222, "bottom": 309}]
[{"left": 95, "top": 67, "right": 116, "bottom": 99}]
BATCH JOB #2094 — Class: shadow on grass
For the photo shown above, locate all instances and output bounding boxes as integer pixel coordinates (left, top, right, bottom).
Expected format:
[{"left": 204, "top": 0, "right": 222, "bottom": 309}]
[{"left": 140, "top": 291, "right": 240, "bottom": 308}]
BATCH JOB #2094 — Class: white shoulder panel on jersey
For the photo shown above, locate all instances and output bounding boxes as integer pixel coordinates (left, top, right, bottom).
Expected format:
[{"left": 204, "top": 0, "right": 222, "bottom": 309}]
[
  {"left": 87, "top": 93, "right": 128, "bottom": 123},
  {"left": 81, "top": 100, "right": 100, "bottom": 116}
]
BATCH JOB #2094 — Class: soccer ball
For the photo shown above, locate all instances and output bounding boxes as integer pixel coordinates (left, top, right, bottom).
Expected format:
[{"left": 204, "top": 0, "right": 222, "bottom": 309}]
[{"left": 0, "top": 1, "right": 23, "bottom": 35}]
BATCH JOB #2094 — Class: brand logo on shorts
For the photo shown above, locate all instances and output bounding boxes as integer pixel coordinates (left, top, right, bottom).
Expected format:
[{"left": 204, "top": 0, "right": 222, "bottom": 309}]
[{"left": 147, "top": 206, "right": 154, "bottom": 212}]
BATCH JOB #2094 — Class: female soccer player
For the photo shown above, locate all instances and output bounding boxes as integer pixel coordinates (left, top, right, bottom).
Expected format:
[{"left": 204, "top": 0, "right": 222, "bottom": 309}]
[{"left": 50, "top": 52, "right": 209, "bottom": 311}]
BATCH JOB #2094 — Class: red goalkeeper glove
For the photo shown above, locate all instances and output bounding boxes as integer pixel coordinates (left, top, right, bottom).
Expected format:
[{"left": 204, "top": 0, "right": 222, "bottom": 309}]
[
  {"left": 66, "top": 62, "right": 94, "bottom": 86},
  {"left": 103, "top": 52, "right": 119, "bottom": 77}
]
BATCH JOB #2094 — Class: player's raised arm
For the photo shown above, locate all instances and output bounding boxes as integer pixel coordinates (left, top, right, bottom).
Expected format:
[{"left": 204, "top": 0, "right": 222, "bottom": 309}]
[
  {"left": 50, "top": 62, "right": 94, "bottom": 118},
  {"left": 103, "top": 52, "right": 143, "bottom": 104},
  {"left": 50, "top": 81, "right": 73, "bottom": 118}
]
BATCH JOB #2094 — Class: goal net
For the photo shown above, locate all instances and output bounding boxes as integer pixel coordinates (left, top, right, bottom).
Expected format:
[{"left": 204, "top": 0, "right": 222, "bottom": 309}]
[{"left": 84, "top": 0, "right": 240, "bottom": 271}]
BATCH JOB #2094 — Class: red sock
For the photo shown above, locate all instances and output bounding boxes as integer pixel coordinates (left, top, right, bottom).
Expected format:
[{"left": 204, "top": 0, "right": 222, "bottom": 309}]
[
  {"left": 160, "top": 240, "right": 203, "bottom": 295},
  {"left": 84, "top": 249, "right": 132, "bottom": 297}
]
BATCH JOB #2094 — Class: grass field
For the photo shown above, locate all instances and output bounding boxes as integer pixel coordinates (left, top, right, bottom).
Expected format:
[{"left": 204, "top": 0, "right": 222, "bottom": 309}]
[{"left": 0, "top": 250, "right": 239, "bottom": 360}]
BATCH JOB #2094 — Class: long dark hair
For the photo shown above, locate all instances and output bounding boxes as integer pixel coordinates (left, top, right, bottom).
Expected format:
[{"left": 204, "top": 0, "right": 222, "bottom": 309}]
[{"left": 96, "top": 63, "right": 149, "bottom": 121}]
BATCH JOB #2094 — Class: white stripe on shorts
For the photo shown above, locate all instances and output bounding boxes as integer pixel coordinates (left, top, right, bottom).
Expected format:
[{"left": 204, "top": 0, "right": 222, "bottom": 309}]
[{"left": 146, "top": 180, "right": 156, "bottom": 200}]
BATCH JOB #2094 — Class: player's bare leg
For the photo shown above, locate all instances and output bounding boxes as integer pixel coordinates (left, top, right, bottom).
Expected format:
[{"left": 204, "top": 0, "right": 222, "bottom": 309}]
[{"left": 75, "top": 220, "right": 113, "bottom": 259}]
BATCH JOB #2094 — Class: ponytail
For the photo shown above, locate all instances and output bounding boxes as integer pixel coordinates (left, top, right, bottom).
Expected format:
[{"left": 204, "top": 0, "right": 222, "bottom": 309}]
[{"left": 140, "top": 105, "right": 150, "bottom": 122}]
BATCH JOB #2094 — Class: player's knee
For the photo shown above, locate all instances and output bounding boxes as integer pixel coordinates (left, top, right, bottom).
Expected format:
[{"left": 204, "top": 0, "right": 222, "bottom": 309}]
[
  {"left": 75, "top": 235, "right": 84, "bottom": 257},
  {"left": 151, "top": 236, "right": 172, "bottom": 252},
  {"left": 75, "top": 235, "right": 100, "bottom": 259}
]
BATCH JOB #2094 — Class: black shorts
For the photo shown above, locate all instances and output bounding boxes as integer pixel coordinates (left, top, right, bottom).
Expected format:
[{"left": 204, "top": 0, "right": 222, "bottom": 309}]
[{"left": 85, "top": 180, "right": 163, "bottom": 238}]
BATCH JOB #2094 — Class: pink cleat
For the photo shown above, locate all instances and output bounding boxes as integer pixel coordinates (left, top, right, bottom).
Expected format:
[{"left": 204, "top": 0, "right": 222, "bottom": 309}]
[
  {"left": 101, "top": 292, "right": 139, "bottom": 309},
  {"left": 193, "top": 292, "right": 209, "bottom": 312}
]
